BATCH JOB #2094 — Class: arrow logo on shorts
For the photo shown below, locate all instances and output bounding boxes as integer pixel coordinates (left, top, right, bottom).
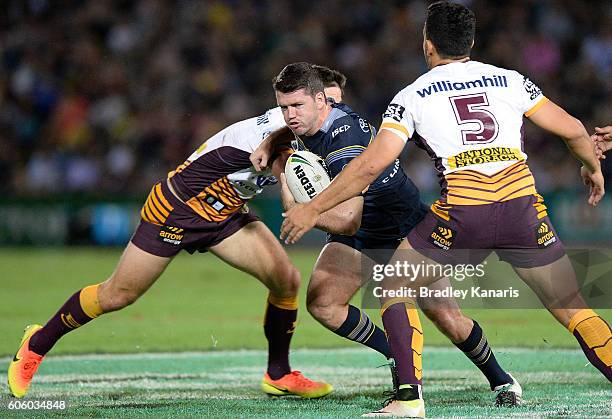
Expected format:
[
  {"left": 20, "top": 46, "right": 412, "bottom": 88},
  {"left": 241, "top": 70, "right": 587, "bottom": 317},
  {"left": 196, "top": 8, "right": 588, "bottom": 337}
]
[{"left": 438, "top": 227, "right": 453, "bottom": 239}]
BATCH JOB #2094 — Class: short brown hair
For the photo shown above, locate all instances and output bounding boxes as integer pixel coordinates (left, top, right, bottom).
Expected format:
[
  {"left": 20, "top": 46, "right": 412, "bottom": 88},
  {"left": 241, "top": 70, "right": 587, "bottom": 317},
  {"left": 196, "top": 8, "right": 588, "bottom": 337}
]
[
  {"left": 272, "top": 62, "right": 325, "bottom": 97},
  {"left": 313, "top": 65, "right": 347, "bottom": 95}
]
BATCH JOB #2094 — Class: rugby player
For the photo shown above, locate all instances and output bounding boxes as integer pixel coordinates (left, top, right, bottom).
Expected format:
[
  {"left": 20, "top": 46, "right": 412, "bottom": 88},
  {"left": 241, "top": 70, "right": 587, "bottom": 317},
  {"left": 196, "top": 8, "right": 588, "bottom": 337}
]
[
  {"left": 255, "top": 62, "right": 521, "bottom": 407},
  {"left": 6, "top": 82, "right": 351, "bottom": 401},
  {"left": 280, "top": 2, "right": 612, "bottom": 416}
]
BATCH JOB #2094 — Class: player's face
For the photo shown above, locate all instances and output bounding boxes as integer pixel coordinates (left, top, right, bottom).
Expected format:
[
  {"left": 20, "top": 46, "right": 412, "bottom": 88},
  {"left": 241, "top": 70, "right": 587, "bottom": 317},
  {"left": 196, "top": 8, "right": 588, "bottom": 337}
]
[{"left": 276, "top": 88, "right": 327, "bottom": 136}]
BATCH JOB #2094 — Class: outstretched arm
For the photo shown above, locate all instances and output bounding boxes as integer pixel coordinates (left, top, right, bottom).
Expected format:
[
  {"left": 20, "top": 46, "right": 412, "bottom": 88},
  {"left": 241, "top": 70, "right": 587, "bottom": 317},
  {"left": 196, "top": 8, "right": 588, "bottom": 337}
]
[
  {"left": 251, "top": 126, "right": 294, "bottom": 171},
  {"left": 280, "top": 129, "right": 405, "bottom": 243},
  {"left": 528, "top": 100, "right": 604, "bottom": 206}
]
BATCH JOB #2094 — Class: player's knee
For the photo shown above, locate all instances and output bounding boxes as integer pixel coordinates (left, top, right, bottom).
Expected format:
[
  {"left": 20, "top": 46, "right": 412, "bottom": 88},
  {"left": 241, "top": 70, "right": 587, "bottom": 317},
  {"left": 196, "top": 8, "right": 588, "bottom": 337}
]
[
  {"left": 102, "top": 291, "right": 140, "bottom": 312},
  {"left": 267, "top": 263, "right": 300, "bottom": 298},
  {"left": 306, "top": 275, "right": 343, "bottom": 327},
  {"left": 99, "top": 282, "right": 142, "bottom": 312}
]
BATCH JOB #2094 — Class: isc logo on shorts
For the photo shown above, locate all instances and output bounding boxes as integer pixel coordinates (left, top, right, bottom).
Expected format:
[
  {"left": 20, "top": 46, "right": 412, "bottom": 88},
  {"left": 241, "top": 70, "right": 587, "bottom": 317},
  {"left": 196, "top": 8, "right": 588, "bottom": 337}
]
[
  {"left": 158, "top": 226, "right": 184, "bottom": 245},
  {"left": 536, "top": 222, "right": 556, "bottom": 248},
  {"left": 430, "top": 223, "right": 456, "bottom": 250}
]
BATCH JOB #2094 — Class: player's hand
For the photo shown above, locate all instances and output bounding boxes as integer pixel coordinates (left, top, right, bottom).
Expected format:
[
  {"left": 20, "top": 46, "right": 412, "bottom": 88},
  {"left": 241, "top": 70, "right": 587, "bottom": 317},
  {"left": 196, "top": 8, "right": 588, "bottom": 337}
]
[
  {"left": 280, "top": 203, "right": 319, "bottom": 244},
  {"left": 580, "top": 166, "right": 605, "bottom": 206},
  {"left": 592, "top": 134, "right": 606, "bottom": 160},
  {"left": 279, "top": 173, "right": 297, "bottom": 211},
  {"left": 594, "top": 126, "right": 612, "bottom": 141},
  {"left": 592, "top": 126, "right": 612, "bottom": 159},
  {"left": 250, "top": 139, "right": 274, "bottom": 171}
]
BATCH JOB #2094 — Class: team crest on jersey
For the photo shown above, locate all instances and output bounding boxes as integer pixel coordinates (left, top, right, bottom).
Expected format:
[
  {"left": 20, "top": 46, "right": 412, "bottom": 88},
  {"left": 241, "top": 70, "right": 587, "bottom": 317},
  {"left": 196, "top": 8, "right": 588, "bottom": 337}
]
[
  {"left": 429, "top": 222, "right": 456, "bottom": 250},
  {"left": 523, "top": 76, "right": 542, "bottom": 101},
  {"left": 383, "top": 103, "right": 405, "bottom": 122},
  {"left": 359, "top": 118, "right": 370, "bottom": 133},
  {"left": 536, "top": 221, "right": 556, "bottom": 248},
  {"left": 158, "top": 226, "right": 184, "bottom": 245}
]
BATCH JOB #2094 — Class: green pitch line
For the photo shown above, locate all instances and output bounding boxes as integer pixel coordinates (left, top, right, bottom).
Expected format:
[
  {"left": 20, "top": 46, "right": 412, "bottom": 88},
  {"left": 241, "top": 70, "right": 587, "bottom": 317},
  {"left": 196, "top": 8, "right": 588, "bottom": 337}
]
[
  {"left": 0, "top": 248, "right": 610, "bottom": 356},
  {"left": 0, "top": 348, "right": 609, "bottom": 418}
]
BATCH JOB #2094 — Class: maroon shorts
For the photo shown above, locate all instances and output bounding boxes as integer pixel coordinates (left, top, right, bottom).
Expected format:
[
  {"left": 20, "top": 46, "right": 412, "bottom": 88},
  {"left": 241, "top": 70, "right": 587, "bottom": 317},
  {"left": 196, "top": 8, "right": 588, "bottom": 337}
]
[
  {"left": 407, "top": 194, "right": 565, "bottom": 268},
  {"left": 130, "top": 181, "right": 259, "bottom": 258}
]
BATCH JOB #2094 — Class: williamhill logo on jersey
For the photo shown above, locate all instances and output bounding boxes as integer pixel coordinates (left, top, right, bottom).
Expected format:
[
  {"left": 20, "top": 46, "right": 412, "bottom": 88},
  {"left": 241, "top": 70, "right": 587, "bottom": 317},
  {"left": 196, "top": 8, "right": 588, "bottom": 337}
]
[
  {"left": 417, "top": 75, "right": 508, "bottom": 98},
  {"left": 158, "top": 226, "right": 184, "bottom": 245}
]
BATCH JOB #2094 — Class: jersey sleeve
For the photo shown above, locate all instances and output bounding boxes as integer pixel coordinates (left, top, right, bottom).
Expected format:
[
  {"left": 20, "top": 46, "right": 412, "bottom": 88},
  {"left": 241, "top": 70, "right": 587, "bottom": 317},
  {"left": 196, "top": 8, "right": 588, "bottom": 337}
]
[
  {"left": 323, "top": 120, "right": 371, "bottom": 179},
  {"left": 379, "top": 90, "right": 413, "bottom": 143},
  {"left": 510, "top": 71, "right": 549, "bottom": 117}
]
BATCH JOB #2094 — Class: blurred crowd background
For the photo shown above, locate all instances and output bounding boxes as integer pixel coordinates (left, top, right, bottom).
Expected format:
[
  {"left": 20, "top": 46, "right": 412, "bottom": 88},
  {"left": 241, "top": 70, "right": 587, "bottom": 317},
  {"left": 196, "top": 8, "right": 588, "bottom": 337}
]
[{"left": 1, "top": 0, "right": 610, "bottom": 200}]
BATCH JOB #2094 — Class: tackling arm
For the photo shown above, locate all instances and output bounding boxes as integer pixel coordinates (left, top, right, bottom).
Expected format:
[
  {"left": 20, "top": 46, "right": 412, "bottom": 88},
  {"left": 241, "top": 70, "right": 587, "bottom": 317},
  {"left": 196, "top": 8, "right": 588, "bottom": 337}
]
[{"left": 251, "top": 126, "right": 294, "bottom": 171}]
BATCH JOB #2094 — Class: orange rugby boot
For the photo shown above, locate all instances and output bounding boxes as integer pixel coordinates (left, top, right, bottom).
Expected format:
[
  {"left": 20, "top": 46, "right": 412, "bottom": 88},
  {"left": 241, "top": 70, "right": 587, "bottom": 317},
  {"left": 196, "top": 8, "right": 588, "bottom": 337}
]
[
  {"left": 261, "top": 370, "right": 333, "bottom": 398},
  {"left": 8, "top": 324, "right": 44, "bottom": 398}
]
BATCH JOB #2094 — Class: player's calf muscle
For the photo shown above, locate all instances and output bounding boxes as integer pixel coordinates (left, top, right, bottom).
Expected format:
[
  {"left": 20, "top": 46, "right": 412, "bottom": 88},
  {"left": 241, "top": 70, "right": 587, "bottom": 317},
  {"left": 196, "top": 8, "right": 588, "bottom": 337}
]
[
  {"left": 306, "top": 273, "right": 356, "bottom": 329},
  {"left": 421, "top": 308, "right": 472, "bottom": 343},
  {"left": 307, "top": 297, "right": 345, "bottom": 329}
]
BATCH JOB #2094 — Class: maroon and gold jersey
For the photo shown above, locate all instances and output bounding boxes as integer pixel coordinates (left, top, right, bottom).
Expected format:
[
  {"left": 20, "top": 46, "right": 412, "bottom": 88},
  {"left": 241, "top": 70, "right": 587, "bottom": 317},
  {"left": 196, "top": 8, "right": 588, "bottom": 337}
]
[
  {"left": 141, "top": 107, "right": 285, "bottom": 227},
  {"left": 381, "top": 61, "right": 547, "bottom": 206}
]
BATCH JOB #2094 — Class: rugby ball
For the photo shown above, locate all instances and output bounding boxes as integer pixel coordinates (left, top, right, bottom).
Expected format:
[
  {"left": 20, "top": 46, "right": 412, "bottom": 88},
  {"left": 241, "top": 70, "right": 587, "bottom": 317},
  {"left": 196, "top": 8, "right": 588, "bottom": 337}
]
[{"left": 284, "top": 151, "right": 331, "bottom": 203}]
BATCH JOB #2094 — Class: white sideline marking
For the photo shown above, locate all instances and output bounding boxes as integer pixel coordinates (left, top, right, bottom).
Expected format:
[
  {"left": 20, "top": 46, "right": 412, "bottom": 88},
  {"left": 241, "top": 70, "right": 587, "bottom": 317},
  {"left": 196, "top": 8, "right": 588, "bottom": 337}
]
[{"left": 0, "top": 346, "right": 584, "bottom": 364}]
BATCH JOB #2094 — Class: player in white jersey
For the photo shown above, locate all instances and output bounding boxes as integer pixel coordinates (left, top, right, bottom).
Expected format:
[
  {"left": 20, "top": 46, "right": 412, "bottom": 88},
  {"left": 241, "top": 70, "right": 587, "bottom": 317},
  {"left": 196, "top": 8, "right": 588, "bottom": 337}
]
[
  {"left": 280, "top": 2, "right": 610, "bottom": 417},
  {"left": 7, "top": 81, "right": 347, "bottom": 401}
]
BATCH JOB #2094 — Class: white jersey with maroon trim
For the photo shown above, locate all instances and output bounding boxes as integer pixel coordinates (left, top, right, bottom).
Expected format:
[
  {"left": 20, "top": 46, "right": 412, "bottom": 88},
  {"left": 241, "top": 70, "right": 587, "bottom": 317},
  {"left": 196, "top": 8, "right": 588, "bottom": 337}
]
[
  {"left": 161, "top": 107, "right": 285, "bottom": 223},
  {"left": 380, "top": 60, "right": 548, "bottom": 206}
]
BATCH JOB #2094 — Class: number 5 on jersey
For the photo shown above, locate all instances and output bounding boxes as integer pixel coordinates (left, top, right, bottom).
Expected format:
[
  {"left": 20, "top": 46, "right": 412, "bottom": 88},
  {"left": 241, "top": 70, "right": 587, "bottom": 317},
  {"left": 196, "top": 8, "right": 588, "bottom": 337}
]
[{"left": 450, "top": 93, "right": 499, "bottom": 144}]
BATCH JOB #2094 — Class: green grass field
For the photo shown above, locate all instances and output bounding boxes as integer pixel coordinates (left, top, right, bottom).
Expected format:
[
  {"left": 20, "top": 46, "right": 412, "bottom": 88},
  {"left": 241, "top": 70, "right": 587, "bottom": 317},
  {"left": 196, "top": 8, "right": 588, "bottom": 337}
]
[{"left": 0, "top": 248, "right": 610, "bottom": 417}]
